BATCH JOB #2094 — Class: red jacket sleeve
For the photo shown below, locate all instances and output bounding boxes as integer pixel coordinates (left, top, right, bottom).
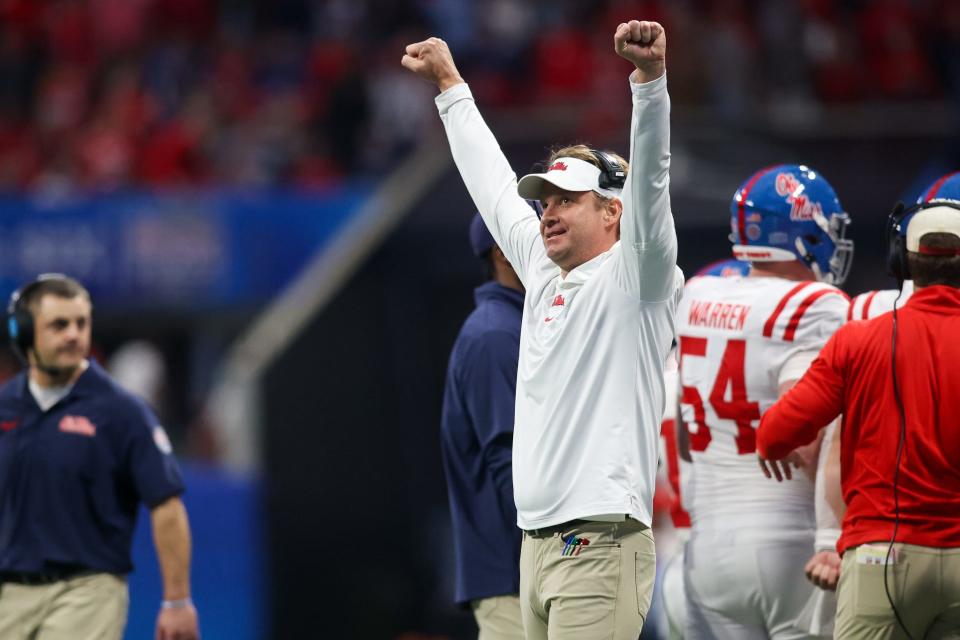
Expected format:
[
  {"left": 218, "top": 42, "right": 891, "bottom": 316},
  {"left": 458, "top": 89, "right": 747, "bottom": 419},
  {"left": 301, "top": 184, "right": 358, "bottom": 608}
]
[{"left": 757, "top": 330, "right": 847, "bottom": 459}]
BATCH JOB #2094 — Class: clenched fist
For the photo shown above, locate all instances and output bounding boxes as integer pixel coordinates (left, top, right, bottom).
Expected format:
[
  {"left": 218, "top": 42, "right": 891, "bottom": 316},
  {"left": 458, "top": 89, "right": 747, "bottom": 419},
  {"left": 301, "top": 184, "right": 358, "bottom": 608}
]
[
  {"left": 805, "top": 550, "right": 841, "bottom": 591},
  {"left": 614, "top": 20, "right": 666, "bottom": 83},
  {"left": 401, "top": 37, "right": 465, "bottom": 92}
]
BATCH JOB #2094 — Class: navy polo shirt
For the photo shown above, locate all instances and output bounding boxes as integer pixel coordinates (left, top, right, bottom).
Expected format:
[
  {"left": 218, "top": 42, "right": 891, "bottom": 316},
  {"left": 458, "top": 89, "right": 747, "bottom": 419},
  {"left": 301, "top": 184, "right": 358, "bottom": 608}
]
[
  {"left": 441, "top": 281, "right": 523, "bottom": 605},
  {"left": 0, "top": 360, "right": 184, "bottom": 574}
]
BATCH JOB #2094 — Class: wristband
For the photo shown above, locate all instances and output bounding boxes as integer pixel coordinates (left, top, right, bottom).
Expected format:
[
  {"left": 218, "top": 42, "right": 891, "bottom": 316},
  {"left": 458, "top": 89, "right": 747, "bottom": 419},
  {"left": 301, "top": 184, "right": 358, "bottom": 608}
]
[
  {"left": 815, "top": 527, "right": 841, "bottom": 553},
  {"left": 161, "top": 597, "right": 193, "bottom": 610}
]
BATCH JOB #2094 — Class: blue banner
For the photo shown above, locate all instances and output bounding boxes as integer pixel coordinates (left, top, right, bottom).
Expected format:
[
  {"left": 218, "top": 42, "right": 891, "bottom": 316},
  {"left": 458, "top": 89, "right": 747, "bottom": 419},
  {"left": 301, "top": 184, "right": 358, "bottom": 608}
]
[{"left": 0, "top": 184, "right": 373, "bottom": 310}]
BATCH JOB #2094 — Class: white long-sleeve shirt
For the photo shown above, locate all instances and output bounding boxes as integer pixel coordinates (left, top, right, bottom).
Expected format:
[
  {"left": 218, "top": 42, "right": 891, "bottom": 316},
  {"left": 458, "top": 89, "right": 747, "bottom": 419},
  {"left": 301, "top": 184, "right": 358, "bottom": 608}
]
[{"left": 436, "top": 74, "right": 683, "bottom": 529}]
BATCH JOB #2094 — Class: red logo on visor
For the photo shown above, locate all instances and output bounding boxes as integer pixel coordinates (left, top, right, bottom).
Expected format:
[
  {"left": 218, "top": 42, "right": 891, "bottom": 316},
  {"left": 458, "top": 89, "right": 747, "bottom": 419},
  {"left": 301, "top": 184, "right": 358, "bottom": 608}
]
[{"left": 548, "top": 162, "right": 568, "bottom": 172}]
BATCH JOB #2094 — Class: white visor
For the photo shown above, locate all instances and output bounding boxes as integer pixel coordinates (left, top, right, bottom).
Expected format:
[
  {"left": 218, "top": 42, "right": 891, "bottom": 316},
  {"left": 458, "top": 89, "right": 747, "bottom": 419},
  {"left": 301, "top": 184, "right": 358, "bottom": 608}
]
[
  {"left": 517, "top": 157, "right": 621, "bottom": 200},
  {"left": 906, "top": 204, "right": 960, "bottom": 251}
]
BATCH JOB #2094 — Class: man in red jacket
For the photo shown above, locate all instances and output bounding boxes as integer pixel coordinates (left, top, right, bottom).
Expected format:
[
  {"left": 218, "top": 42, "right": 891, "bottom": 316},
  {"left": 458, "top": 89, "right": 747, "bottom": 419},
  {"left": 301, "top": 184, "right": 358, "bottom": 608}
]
[{"left": 757, "top": 201, "right": 960, "bottom": 639}]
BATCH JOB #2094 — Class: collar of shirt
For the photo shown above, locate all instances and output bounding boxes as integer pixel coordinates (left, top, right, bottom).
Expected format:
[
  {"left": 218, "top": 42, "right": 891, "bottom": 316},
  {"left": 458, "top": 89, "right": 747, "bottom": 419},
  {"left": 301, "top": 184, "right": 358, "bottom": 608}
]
[
  {"left": 15, "top": 359, "right": 113, "bottom": 410},
  {"left": 905, "top": 284, "right": 960, "bottom": 314},
  {"left": 28, "top": 379, "right": 73, "bottom": 412},
  {"left": 474, "top": 281, "right": 524, "bottom": 309},
  {"left": 557, "top": 243, "right": 616, "bottom": 290}
]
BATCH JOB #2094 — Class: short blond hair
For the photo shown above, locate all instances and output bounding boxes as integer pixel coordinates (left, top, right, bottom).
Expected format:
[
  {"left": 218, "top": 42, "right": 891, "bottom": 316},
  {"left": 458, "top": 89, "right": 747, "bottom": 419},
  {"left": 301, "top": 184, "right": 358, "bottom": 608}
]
[{"left": 546, "top": 145, "right": 628, "bottom": 203}]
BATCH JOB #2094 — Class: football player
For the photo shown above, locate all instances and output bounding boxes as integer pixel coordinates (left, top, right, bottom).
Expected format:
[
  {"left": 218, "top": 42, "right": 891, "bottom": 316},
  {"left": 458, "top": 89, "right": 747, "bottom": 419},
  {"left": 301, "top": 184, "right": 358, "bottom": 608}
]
[{"left": 676, "top": 165, "right": 852, "bottom": 639}]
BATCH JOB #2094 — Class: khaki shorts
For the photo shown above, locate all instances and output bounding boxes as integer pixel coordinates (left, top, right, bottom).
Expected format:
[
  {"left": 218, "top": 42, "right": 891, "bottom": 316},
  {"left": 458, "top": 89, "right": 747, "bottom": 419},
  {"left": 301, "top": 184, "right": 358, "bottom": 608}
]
[
  {"left": 0, "top": 572, "right": 128, "bottom": 640},
  {"left": 835, "top": 543, "right": 960, "bottom": 639},
  {"left": 520, "top": 518, "right": 655, "bottom": 640}
]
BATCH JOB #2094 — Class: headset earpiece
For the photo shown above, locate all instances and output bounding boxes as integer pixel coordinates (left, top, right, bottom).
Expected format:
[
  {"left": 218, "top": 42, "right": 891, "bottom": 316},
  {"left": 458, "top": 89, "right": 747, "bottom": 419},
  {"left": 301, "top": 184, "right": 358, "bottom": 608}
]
[
  {"left": 886, "top": 202, "right": 914, "bottom": 282},
  {"left": 7, "top": 287, "right": 35, "bottom": 366},
  {"left": 589, "top": 149, "right": 626, "bottom": 191},
  {"left": 6, "top": 273, "right": 71, "bottom": 366}
]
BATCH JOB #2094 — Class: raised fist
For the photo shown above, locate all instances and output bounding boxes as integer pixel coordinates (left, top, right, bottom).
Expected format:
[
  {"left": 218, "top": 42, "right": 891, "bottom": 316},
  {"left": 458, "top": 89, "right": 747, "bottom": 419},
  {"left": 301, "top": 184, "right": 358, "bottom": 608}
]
[
  {"left": 614, "top": 20, "right": 666, "bottom": 82},
  {"left": 401, "top": 37, "right": 464, "bottom": 92}
]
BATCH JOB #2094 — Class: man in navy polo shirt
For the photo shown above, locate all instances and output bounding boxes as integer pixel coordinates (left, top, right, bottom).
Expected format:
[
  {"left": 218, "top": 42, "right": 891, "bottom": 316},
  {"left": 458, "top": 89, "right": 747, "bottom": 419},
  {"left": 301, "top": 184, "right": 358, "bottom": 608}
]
[
  {"left": 0, "top": 275, "right": 199, "bottom": 640},
  {"left": 441, "top": 214, "right": 525, "bottom": 639}
]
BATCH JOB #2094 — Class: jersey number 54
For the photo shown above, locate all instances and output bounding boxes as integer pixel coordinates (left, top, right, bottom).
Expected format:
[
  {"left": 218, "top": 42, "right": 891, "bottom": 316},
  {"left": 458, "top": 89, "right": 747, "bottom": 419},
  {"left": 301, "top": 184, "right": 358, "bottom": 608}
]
[{"left": 679, "top": 337, "right": 761, "bottom": 454}]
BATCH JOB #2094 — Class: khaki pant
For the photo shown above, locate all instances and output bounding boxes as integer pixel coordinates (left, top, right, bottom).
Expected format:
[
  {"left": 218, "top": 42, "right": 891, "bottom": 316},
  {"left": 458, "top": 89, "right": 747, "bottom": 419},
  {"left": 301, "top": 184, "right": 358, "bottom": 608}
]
[
  {"left": 835, "top": 543, "right": 960, "bottom": 639},
  {"left": 0, "top": 572, "right": 128, "bottom": 640},
  {"left": 472, "top": 594, "right": 525, "bottom": 640},
  {"left": 520, "top": 519, "right": 655, "bottom": 640}
]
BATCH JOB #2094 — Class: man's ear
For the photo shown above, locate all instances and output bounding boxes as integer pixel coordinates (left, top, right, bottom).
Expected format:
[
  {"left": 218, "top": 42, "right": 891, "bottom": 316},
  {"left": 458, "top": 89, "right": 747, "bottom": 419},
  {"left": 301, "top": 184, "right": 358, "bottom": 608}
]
[{"left": 605, "top": 198, "right": 623, "bottom": 227}]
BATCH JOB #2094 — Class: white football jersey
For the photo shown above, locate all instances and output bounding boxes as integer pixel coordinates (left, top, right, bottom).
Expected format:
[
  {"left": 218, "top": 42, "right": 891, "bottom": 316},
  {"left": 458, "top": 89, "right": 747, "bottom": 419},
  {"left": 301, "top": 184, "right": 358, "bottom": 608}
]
[
  {"left": 676, "top": 275, "right": 849, "bottom": 529},
  {"left": 848, "top": 280, "right": 914, "bottom": 321}
]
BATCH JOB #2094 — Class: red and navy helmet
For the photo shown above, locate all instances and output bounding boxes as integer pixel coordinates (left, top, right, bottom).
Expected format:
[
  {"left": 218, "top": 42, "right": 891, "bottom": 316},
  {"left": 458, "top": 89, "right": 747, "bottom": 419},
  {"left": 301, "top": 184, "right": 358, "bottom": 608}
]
[
  {"left": 694, "top": 259, "right": 750, "bottom": 278},
  {"left": 890, "top": 171, "right": 960, "bottom": 241},
  {"left": 917, "top": 171, "right": 960, "bottom": 205},
  {"left": 729, "top": 164, "right": 853, "bottom": 285}
]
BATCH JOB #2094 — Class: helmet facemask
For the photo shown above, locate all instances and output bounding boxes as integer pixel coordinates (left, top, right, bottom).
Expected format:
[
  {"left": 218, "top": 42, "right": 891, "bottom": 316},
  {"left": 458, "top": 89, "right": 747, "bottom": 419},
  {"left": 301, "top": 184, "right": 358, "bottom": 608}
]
[{"left": 798, "top": 210, "right": 853, "bottom": 285}]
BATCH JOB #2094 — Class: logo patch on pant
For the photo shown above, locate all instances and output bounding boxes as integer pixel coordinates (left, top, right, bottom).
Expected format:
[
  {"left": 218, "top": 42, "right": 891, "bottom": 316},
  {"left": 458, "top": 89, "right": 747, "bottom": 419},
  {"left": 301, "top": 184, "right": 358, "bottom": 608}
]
[{"left": 560, "top": 533, "right": 590, "bottom": 556}]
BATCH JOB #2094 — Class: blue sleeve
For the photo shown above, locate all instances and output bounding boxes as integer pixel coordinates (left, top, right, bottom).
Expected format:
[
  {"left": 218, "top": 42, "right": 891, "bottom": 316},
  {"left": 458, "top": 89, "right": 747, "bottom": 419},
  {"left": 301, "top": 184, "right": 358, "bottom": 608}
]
[
  {"left": 122, "top": 399, "right": 185, "bottom": 508},
  {"left": 459, "top": 329, "right": 519, "bottom": 497}
]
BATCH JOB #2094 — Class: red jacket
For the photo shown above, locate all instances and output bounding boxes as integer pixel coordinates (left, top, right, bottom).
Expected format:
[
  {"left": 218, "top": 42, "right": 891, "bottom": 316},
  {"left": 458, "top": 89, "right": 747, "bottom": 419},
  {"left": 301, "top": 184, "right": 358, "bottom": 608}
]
[{"left": 757, "top": 285, "right": 960, "bottom": 554}]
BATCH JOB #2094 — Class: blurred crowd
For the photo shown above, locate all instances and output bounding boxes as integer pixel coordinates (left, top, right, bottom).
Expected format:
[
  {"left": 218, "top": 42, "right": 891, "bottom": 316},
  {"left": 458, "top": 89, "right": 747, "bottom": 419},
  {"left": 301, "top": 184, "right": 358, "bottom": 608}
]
[{"left": 0, "top": 0, "right": 957, "bottom": 192}]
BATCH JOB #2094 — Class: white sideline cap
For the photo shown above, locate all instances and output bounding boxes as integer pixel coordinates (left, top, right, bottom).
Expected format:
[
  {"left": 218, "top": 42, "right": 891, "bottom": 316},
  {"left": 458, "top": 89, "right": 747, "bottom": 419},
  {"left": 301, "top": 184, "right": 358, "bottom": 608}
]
[
  {"left": 517, "top": 156, "right": 621, "bottom": 200},
  {"left": 907, "top": 203, "right": 960, "bottom": 254}
]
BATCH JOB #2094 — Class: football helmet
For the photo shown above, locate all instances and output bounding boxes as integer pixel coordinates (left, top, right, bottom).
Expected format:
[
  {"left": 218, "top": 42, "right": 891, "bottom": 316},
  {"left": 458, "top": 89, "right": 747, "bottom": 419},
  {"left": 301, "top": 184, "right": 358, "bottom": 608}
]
[
  {"left": 917, "top": 170, "right": 960, "bottom": 204},
  {"left": 694, "top": 259, "right": 751, "bottom": 278},
  {"left": 729, "top": 164, "right": 853, "bottom": 285}
]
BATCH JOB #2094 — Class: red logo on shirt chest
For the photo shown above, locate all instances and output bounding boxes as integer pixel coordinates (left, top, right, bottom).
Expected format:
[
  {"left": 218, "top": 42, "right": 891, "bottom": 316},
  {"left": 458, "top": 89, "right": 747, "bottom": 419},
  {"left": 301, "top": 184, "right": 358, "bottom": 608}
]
[
  {"left": 59, "top": 415, "right": 97, "bottom": 437},
  {"left": 544, "top": 295, "right": 566, "bottom": 323},
  {"left": 0, "top": 420, "right": 19, "bottom": 432}
]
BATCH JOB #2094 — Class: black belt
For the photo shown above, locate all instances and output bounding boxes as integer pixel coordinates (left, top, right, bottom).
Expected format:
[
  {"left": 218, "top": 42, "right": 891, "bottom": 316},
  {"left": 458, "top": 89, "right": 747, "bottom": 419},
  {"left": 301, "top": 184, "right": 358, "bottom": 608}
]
[
  {"left": 524, "top": 519, "right": 590, "bottom": 538},
  {"left": 0, "top": 569, "right": 86, "bottom": 585}
]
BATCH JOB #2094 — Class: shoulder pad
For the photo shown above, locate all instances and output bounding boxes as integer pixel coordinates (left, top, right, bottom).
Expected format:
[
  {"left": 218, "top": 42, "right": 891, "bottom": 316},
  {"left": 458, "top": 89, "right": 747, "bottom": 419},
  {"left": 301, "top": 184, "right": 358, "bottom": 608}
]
[{"left": 762, "top": 282, "right": 850, "bottom": 343}]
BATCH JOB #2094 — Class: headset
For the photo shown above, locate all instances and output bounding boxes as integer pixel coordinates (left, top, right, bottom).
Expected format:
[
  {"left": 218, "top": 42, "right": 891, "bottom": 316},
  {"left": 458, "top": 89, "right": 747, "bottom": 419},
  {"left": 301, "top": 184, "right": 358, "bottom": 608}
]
[
  {"left": 589, "top": 149, "right": 627, "bottom": 191},
  {"left": 531, "top": 149, "right": 626, "bottom": 220},
  {"left": 886, "top": 199, "right": 960, "bottom": 283},
  {"left": 7, "top": 273, "right": 72, "bottom": 367}
]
